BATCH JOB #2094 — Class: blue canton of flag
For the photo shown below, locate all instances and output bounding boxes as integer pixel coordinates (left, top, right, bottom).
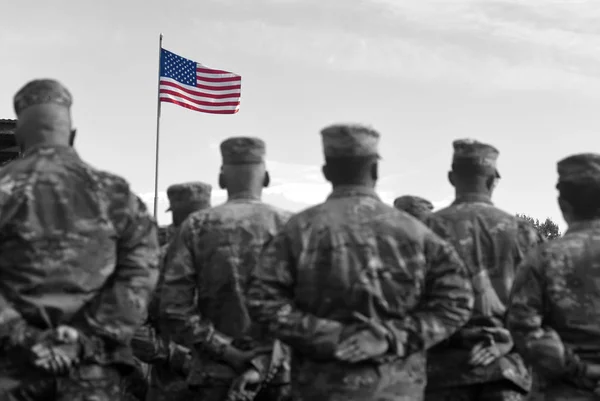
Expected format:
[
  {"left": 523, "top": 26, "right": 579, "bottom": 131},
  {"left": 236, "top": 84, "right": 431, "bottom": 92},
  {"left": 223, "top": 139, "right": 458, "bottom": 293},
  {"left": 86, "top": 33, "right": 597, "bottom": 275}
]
[{"left": 160, "top": 50, "right": 197, "bottom": 87}]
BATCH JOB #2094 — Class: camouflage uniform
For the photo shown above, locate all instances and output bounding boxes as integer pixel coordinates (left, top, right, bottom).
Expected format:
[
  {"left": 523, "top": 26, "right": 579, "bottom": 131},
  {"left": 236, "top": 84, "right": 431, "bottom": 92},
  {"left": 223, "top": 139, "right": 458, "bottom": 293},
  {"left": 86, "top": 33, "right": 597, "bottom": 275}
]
[
  {"left": 131, "top": 182, "right": 212, "bottom": 401},
  {"left": 424, "top": 139, "right": 544, "bottom": 401},
  {"left": 393, "top": 195, "right": 434, "bottom": 222},
  {"left": 158, "top": 137, "right": 292, "bottom": 401},
  {"left": 0, "top": 79, "right": 159, "bottom": 400},
  {"left": 158, "top": 226, "right": 175, "bottom": 247},
  {"left": 246, "top": 124, "right": 474, "bottom": 401},
  {"left": 507, "top": 153, "right": 600, "bottom": 401}
]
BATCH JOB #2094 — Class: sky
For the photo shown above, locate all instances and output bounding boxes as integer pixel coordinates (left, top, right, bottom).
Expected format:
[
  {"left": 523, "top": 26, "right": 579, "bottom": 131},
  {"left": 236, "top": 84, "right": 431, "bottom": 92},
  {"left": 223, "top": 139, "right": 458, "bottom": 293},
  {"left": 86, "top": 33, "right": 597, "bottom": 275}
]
[{"left": 2, "top": 0, "right": 600, "bottom": 230}]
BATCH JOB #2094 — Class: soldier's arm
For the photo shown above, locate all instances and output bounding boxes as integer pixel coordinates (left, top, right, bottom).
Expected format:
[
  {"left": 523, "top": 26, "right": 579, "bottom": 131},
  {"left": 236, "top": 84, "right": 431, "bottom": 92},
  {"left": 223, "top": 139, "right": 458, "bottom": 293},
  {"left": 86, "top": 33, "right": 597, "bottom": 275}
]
[
  {"left": 506, "top": 252, "right": 588, "bottom": 380},
  {"left": 383, "top": 233, "right": 474, "bottom": 357},
  {"left": 157, "top": 220, "right": 236, "bottom": 356},
  {"left": 131, "top": 322, "right": 191, "bottom": 373},
  {"left": 0, "top": 292, "right": 37, "bottom": 347},
  {"left": 73, "top": 193, "right": 160, "bottom": 348},
  {"left": 247, "top": 230, "right": 346, "bottom": 360},
  {"left": 157, "top": 219, "right": 208, "bottom": 346},
  {"left": 131, "top": 321, "right": 169, "bottom": 363}
]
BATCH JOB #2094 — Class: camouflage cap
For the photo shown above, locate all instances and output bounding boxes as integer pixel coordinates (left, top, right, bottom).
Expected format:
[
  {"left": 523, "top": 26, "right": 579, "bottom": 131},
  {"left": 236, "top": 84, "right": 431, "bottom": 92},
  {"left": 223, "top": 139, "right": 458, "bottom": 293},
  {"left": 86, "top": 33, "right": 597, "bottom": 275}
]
[
  {"left": 165, "top": 181, "right": 212, "bottom": 212},
  {"left": 321, "top": 124, "right": 380, "bottom": 159},
  {"left": 220, "top": 137, "right": 266, "bottom": 165},
  {"left": 13, "top": 79, "right": 72, "bottom": 115},
  {"left": 394, "top": 195, "right": 434, "bottom": 215},
  {"left": 452, "top": 138, "right": 500, "bottom": 178},
  {"left": 557, "top": 153, "right": 600, "bottom": 185}
]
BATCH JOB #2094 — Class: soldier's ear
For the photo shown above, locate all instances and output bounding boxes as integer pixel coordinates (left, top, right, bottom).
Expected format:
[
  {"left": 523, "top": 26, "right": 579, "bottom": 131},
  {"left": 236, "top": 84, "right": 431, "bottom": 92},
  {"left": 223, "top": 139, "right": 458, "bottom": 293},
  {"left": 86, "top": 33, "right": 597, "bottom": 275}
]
[
  {"left": 447, "top": 171, "right": 455, "bottom": 187},
  {"left": 218, "top": 173, "right": 226, "bottom": 189},
  {"left": 263, "top": 171, "right": 270, "bottom": 188},
  {"left": 486, "top": 175, "right": 498, "bottom": 192},
  {"left": 321, "top": 164, "right": 331, "bottom": 182},
  {"left": 370, "top": 162, "right": 378, "bottom": 181},
  {"left": 68, "top": 129, "right": 77, "bottom": 146}
]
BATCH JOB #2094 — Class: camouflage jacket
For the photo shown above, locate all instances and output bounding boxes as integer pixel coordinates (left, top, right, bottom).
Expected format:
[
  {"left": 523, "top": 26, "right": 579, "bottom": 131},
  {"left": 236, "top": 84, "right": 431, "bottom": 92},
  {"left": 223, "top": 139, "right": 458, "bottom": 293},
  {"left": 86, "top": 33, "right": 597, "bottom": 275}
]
[
  {"left": 425, "top": 193, "right": 545, "bottom": 391},
  {"left": 131, "top": 241, "right": 176, "bottom": 364},
  {"left": 158, "top": 195, "right": 291, "bottom": 385},
  {"left": 158, "top": 225, "right": 176, "bottom": 247},
  {"left": 246, "top": 185, "right": 474, "bottom": 401},
  {"left": 507, "top": 219, "right": 600, "bottom": 399},
  {"left": 0, "top": 145, "right": 159, "bottom": 369}
]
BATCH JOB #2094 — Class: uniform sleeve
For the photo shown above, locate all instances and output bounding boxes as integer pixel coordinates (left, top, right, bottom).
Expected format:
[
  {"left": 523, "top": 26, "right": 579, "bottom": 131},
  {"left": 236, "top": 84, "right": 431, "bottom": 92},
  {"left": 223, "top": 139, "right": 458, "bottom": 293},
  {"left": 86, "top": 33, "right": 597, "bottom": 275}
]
[
  {"left": 159, "top": 218, "right": 223, "bottom": 349},
  {"left": 516, "top": 218, "right": 546, "bottom": 254},
  {"left": 0, "top": 293, "right": 24, "bottom": 339},
  {"left": 131, "top": 321, "right": 170, "bottom": 363},
  {"left": 246, "top": 230, "right": 345, "bottom": 359},
  {"left": 76, "top": 194, "right": 160, "bottom": 346},
  {"left": 506, "top": 251, "right": 587, "bottom": 380},
  {"left": 384, "top": 234, "right": 474, "bottom": 356},
  {"left": 158, "top": 220, "right": 201, "bottom": 346}
]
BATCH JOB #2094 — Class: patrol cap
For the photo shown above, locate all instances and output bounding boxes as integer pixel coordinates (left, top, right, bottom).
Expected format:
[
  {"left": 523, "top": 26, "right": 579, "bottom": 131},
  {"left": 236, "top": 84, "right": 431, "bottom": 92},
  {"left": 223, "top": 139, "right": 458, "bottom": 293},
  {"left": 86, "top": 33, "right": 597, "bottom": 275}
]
[
  {"left": 452, "top": 139, "right": 500, "bottom": 178},
  {"left": 165, "top": 181, "right": 212, "bottom": 212},
  {"left": 394, "top": 195, "right": 434, "bottom": 217},
  {"left": 320, "top": 124, "right": 380, "bottom": 159},
  {"left": 557, "top": 153, "right": 600, "bottom": 186},
  {"left": 14, "top": 79, "right": 72, "bottom": 116},
  {"left": 220, "top": 137, "right": 266, "bottom": 165}
]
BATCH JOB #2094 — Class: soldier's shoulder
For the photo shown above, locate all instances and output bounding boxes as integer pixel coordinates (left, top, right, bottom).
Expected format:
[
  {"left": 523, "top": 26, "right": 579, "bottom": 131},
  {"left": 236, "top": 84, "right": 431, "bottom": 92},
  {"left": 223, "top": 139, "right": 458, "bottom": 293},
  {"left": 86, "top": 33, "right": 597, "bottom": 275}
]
[
  {"left": 85, "top": 165, "right": 130, "bottom": 191},
  {"left": 285, "top": 202, "right": 327, "bottom": 226},
  {"left": 261, "top": 202, "right": 292, "bottom": 218}
]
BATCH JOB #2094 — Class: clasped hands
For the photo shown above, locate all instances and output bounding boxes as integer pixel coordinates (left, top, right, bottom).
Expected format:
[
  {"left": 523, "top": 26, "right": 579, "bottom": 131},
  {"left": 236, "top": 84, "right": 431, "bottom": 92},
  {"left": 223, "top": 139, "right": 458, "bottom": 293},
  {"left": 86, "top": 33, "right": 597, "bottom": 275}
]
[
  {"left": 465, "top": 327, "right": 513, "bottom": 367},
  {"left": 28, "top": 325, "right": 82, "bottom": 375},
  {"left": 334, "top": 313, "right": 399, "bottom": 364}
]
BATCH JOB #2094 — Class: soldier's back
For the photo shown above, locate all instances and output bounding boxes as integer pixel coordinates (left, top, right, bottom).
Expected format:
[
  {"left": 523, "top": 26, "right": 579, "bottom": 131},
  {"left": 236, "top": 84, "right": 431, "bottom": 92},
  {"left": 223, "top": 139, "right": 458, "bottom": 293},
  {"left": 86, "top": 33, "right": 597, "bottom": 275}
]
[
  {"left": 283, "top": 187, "right": 453, "bottom": 400},
  {"left": 185, "top": 198, "right": 291, "bottom": 337},
  {"left": 0, "top": 145, "right": 138, "bottom": 327},
  {"left": 430, "top": 198, "right": 540, "bottom": 304},
  {"left": 425, "top": 196, "right": 542, "bottom": 395}
]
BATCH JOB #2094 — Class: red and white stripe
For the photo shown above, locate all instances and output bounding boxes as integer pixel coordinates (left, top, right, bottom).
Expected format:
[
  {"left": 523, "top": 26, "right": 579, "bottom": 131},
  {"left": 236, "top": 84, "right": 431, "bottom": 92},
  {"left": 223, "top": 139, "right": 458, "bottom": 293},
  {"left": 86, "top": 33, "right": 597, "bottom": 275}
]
[{"left": 159, "top": 65, "right": 241, "bottom": 115}]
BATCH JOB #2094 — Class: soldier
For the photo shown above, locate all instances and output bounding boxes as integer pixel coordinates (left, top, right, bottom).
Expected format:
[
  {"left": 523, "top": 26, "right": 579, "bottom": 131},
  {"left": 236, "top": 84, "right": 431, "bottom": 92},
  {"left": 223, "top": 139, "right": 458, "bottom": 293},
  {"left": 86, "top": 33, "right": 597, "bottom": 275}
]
[
  {"left": 158, "top": 137, "right": 292, "bottom": 401},
  {"left": 246, "top": 124, "right": 474, "bottom": 401},
  {"left": 393, "top": 195, "right": 434, "bottom": 222},
  {"left": 130, "top": 182, "right": 213, "bottom": 401},
  {"left": 0, "top": 79, "right": 159, "bottom": 400},
  {"left": 507, "top": 153, "right": 600, "bottom": 401},
  {"left": 423, "top": 139, "right": 545, "bottom": 401}
]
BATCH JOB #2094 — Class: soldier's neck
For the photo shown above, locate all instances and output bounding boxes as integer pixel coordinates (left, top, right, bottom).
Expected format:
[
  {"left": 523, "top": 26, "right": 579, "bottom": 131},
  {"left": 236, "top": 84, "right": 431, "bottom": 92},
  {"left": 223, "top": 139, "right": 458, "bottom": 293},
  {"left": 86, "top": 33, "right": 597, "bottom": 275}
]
[
  {"left": 227, "top": 189, "right": 262, "bottom": 201},
  {"left": 454, "top": 188, "right": 492, "bottom": 203}
]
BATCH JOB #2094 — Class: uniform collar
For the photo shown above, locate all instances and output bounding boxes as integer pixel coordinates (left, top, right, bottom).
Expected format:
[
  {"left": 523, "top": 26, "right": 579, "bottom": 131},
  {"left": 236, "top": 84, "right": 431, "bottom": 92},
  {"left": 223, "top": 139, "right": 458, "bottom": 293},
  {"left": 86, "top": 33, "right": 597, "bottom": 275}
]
[{"left": 327, "top": 185, "right": 380, "bottom": 201}]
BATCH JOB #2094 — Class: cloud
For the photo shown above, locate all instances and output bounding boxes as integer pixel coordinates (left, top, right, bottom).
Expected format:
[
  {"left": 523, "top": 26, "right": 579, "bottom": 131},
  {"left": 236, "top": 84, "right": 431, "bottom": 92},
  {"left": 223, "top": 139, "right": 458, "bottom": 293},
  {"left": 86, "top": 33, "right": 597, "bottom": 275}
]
[{"left": 192, "top": 0, "right": 600, "bottom": 94}]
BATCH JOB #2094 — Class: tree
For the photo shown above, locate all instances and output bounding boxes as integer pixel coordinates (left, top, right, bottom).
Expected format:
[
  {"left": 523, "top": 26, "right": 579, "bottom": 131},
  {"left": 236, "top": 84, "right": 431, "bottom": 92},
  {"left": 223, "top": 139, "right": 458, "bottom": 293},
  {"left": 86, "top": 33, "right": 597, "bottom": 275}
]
[{"left": 516, "top": 214, "right": 561, "bottom": 240}]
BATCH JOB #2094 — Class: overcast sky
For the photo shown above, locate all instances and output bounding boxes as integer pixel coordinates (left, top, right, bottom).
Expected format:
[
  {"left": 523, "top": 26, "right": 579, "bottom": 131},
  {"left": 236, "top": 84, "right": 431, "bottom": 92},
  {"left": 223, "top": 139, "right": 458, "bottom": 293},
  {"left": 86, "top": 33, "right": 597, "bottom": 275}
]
[{"left": 3, "top": 0, "right": 600, "bottom": 229}]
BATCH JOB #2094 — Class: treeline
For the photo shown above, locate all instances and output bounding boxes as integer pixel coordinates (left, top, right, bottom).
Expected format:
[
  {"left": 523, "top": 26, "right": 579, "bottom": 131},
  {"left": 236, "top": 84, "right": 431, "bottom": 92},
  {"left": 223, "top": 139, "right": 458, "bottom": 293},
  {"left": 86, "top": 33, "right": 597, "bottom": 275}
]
[{"left": 516, "top": 214, "right": 561, "bottom": 240}]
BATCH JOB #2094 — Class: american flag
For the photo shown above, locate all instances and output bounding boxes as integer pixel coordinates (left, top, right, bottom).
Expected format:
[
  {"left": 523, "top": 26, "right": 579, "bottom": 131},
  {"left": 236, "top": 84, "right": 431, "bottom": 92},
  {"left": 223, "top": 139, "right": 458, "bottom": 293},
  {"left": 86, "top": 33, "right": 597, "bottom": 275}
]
[{"left": 159, "top": 48, "right": 241, "bottom": 114}]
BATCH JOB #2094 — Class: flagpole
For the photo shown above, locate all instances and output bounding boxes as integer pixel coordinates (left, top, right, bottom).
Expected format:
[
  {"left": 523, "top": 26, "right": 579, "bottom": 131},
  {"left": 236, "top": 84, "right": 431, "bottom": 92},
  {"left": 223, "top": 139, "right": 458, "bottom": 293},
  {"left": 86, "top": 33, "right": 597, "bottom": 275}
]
[{"left": 153, "top": 33, "right": 163, "bottom": 220}]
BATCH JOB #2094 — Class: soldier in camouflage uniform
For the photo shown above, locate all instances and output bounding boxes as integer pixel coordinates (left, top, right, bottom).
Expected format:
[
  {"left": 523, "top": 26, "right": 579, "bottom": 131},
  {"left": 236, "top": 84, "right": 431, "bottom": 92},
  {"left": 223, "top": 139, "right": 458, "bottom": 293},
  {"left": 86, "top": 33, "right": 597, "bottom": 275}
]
[
  {"left": 423, "top": 139, "right": 545, "bottom": 401},
  {"left": 507, "top": 153, "right": 600, "bottom": 401},
  {"left": 0, "top": 79, "right": 159, "bottom": 400},
  {"left": 158, "top": 137, "right": 292, "bottom": 401},
  {"left": 393, "top": 195, "right": 434, "bottom": 222},
  {"left": 246, "top": 124, "right": 475, "bottom": 401},
  {"left": 130, "top": 182, "right": 213, "bottom": 401}
]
